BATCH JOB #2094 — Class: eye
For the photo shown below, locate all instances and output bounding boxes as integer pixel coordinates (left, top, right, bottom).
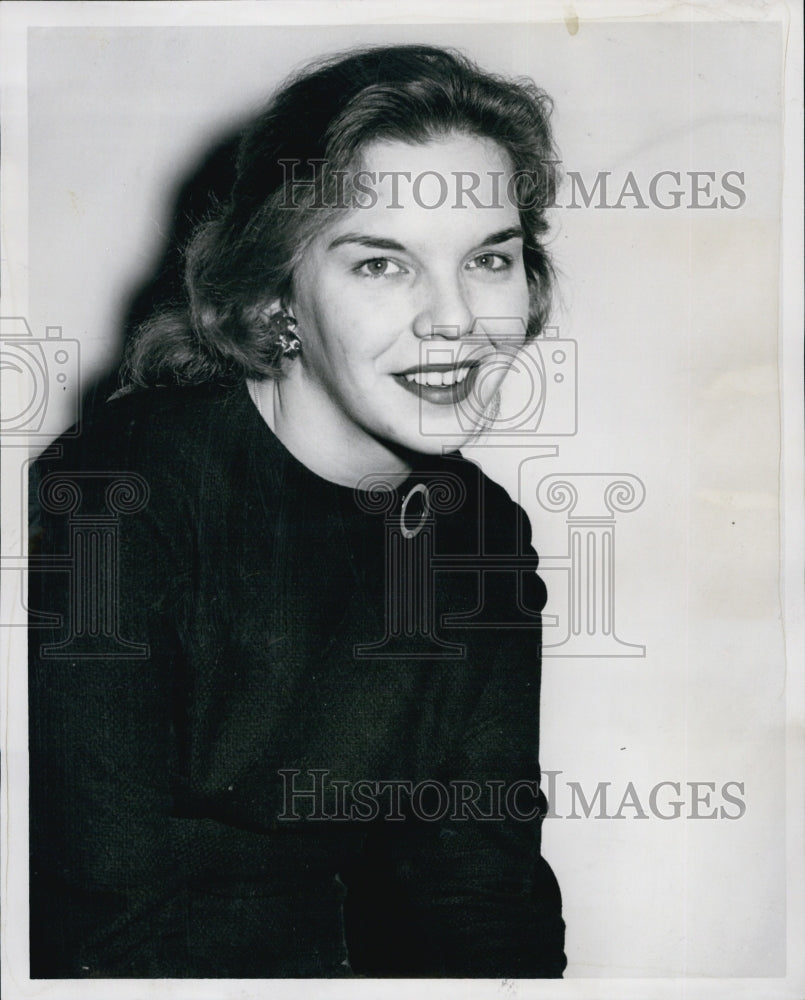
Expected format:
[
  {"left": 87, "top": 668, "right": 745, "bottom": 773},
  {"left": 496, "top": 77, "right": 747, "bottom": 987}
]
[
  {"left": 466, "top": 252, "right": 512, "bottom": 272},
  {"left": 355, "top": 258, "right": 408, "bottom": 279}
]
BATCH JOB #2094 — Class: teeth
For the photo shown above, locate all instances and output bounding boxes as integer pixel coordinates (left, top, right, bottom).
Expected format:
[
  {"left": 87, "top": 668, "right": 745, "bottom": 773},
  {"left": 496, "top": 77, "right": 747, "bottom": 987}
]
[{"left": 403, "top": 368, "right": 470, "bottom": 387}]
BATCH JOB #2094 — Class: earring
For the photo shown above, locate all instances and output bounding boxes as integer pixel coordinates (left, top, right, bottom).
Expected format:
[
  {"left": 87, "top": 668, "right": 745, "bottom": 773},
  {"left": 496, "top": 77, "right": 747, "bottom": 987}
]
[{"left": 267, "top": 309, "right": 302, "bottom": 360}]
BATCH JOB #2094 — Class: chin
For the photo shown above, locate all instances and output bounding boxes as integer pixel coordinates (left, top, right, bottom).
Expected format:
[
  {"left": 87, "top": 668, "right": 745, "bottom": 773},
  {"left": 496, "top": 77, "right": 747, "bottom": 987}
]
[{"left": 402, "top": 420, "right": 488, "bottom": 457}]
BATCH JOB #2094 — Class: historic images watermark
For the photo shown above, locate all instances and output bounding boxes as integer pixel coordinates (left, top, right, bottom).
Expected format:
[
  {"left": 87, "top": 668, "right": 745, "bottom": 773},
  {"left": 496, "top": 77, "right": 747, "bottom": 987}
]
[
  {"left": 277, "top": 162, "right": 748, "bottom": 212},
  {"left": 349, "top": 317, "right": 646, "bottom": 659},
  {"left": 276, "top": 768, "right": 747, "bottom": 822},
  {"left": 2, "top": 306, "right": 645, "bottom": 662}
]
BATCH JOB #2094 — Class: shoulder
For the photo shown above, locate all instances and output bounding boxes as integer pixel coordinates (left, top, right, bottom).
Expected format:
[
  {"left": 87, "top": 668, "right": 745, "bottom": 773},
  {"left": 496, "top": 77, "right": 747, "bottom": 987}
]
[
  {"left": 435, "top": 451, "right": 535, "bottom": 556},
  {"left": 30, "top": 383, "right": 257, "bottom": 537},
  {"left": 34, "top": 382, "right": 251, "bottom": 479}
]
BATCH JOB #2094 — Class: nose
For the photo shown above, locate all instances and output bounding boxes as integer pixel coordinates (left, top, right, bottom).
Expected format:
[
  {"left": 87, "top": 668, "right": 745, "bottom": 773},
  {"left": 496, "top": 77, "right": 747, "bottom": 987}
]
[{"left": 412, "top": 272, "right": 473, "bottom": 340}]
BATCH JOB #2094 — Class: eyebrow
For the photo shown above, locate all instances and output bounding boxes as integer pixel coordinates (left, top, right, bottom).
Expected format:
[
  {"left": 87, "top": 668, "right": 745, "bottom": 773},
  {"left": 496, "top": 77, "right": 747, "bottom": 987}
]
[{"left": 326, "top": 226, "right": 525, "bottom": 253}]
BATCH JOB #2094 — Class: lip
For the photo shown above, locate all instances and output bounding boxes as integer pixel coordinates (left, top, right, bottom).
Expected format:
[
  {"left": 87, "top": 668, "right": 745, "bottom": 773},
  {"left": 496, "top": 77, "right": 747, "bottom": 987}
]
[
  {"left": 392, "top": 361, "right": 480, "bottom": 407},
  {"left": 395, "top": 362, "right": 475, "bottom": 377}
]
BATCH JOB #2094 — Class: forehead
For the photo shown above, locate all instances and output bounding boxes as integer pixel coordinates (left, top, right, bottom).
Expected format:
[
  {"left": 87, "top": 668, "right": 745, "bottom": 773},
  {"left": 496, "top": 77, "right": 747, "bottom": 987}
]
[{"left": 323, "top": 133, "right": 521, "bottom": 247}]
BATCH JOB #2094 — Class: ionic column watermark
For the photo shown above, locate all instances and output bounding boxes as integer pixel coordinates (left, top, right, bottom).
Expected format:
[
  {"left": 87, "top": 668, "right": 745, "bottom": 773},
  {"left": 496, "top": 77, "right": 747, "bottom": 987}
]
[
  {"left": 536, "top": 473, "right": 646, "bottom": 657},
  {"left": 34, "top": 471, "right": 150, "bottom": 659},
  {"left": 352, "top": 472, "right": 467, "bottom": 659}
]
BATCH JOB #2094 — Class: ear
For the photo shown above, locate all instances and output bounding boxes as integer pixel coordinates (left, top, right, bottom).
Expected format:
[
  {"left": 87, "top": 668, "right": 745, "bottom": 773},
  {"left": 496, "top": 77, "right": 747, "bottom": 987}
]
[{"left": 274, "top": 296, "right": 300, "bottom": 320}]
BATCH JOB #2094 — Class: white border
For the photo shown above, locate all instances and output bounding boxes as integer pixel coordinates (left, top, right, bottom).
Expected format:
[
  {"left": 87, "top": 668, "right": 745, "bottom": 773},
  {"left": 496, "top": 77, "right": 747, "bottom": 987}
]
[{"left": 2, "top": 2, "right": 803, "bottom": 998}]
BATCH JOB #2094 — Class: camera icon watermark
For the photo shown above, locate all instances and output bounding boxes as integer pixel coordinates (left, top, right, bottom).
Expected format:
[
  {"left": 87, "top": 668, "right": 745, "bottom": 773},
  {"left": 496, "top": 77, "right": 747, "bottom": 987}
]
[
  {"left": 0, "top": 317, "right": 80, "bottom": 439},
  {"left": 415, "top": 320, "right": 577, "bottom": 446}
]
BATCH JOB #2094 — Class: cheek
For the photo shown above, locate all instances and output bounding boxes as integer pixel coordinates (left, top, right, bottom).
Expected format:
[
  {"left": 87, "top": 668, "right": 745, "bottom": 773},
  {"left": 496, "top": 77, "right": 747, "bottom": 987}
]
[
  {"left": 306, "top": 307, "right": 397, "bottom": 382},
  {"left": 471, "top": 270, "right": 529, "bottom": 312},
  {"left": 297, "top": 285, "right": 355, "bottom": 357},
  {"left": 330, "top": 293, "right": 409, "bottom": 362},
  {"left": 473, "top": 283, "right": 530, "bottom": 348}
]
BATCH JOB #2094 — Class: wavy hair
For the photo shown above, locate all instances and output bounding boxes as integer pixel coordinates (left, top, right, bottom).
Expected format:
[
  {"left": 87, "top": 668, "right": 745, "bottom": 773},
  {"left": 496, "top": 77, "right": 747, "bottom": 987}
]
[{"left": 123, "top": 44, "right": 560, "bottom": 388}]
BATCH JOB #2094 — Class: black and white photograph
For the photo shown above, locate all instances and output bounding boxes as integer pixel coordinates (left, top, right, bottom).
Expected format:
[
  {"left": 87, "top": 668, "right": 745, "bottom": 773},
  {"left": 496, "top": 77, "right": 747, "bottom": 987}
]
[{"left": 1, "top": 1, "right": 802, "bottom": 997}]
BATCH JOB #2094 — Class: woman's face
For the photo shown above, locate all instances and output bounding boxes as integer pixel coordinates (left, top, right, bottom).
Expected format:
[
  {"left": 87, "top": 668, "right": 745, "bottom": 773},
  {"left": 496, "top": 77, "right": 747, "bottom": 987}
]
[{"left": 283, "top": 132, "right": 531, "bottom": 471}]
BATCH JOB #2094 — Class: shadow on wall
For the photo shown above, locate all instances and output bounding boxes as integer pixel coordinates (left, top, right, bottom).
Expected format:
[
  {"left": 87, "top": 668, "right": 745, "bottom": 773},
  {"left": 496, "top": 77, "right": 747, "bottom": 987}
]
[{"left": 77, "top": 127, "right": 243, "bottom": 422}]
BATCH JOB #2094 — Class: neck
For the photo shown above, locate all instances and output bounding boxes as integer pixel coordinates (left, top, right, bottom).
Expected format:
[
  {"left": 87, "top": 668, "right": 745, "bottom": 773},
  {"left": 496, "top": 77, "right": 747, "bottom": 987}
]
[{"left": 248, "top": 377, "right": 415, "bottom": 490}]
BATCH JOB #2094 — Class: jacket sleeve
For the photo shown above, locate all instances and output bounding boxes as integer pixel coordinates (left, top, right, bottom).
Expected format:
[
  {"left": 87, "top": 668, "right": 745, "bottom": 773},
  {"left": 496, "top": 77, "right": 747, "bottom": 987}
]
[
  {"left": 342, "top": 490, "right": 566, "bottom": 978},
  {"left": 28, "top": 450, "right": 193, "bottom": 977}
]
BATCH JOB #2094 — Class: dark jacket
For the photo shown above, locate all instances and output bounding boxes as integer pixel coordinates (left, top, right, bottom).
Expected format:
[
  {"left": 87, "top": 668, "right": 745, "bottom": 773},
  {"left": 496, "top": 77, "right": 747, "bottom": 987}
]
[{"left": 28, "top": 381, "right": 565, "bottom": 978}]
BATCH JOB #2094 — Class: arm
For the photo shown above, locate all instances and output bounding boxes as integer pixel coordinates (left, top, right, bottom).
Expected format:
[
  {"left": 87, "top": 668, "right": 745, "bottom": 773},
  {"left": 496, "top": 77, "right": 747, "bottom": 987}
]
[
  {"left": 343, "top": 489, "right": 566, "bottom": 978},
  {"left": 28, "top": 451, "right": 193, "bottom": 977},
  {"left": 343, "top": 638, "right": 565, "bottom": 977}
]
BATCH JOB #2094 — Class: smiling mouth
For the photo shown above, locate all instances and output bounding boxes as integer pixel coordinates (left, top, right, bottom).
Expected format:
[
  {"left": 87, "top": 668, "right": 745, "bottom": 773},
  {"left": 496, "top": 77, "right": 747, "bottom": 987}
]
[{"left": 392, "top": 362, "right": 480, "bottom": 406}]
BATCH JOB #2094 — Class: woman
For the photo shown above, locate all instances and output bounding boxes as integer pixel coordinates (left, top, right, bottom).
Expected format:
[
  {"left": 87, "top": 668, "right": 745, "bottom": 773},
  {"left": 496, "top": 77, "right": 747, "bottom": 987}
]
[{"left": 28, "top": 44, "right": 566, "bottom": 978}]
